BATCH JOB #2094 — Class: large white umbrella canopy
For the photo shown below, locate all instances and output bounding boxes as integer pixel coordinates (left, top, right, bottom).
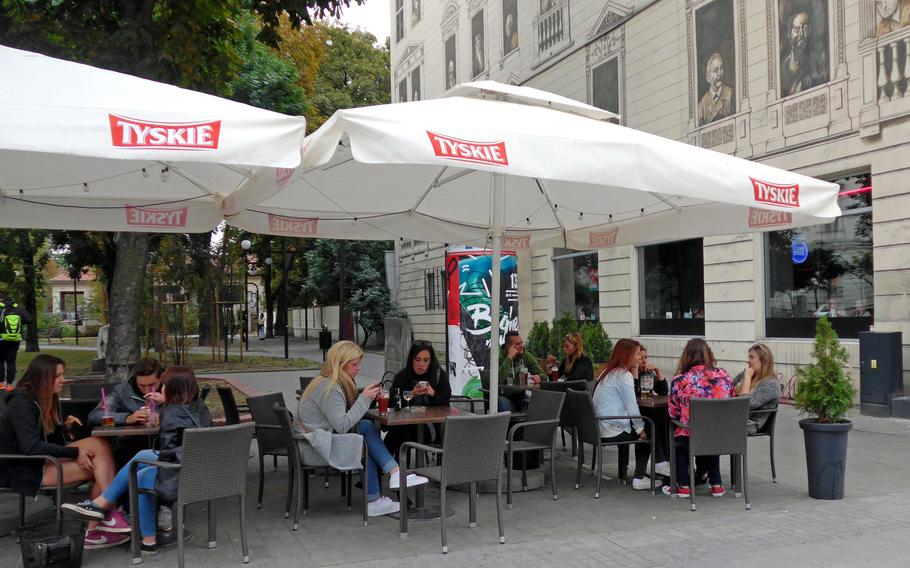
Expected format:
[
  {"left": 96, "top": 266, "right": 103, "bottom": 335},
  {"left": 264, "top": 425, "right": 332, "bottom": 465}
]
[
  {"left": 0, "top": 45, "right": 306, "bottom": 232},
  {"left": 230, "top": 80, "right": 841, "bottom": 410}
]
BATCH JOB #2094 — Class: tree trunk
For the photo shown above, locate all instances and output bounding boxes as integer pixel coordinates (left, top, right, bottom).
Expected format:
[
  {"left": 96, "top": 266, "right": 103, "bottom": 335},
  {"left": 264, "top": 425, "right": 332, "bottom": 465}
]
[
  {"left": 16, "top": 231, "right": 41, "bottom": 352},
  {"left": 105, "top": 232, "right": 150, "bottom": 382},
  {"left": 191, "top": 233, "right": 214, "bottom": 347}
]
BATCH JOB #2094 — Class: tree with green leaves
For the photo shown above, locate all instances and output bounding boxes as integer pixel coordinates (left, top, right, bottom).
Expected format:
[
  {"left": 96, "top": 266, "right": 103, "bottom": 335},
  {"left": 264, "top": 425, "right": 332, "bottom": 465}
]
[
  {"left": 794, "top": 317, "right": 856, "bottom": 423},
  {"left": 0, "top": 230, "right": 50, "bottom": 352}
]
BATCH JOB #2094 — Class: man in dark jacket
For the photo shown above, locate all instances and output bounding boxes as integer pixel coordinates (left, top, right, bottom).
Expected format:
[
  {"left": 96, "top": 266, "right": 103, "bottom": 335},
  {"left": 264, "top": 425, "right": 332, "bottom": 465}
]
[
  {"left": 0, "top": 290, "right": 31, "bottom": 391},
  {"left": 88, "top": 358, "right": 161, "bottom": 426}
]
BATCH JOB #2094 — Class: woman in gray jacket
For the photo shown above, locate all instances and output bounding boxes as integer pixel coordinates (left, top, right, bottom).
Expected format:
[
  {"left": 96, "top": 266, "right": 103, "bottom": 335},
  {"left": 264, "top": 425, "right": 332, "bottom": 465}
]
[
  {"left": 734, "top": 343, "right": 781, "bottom": 434},
  {"left": 297, "top": 340, "right": 427, "bottom": 517}
]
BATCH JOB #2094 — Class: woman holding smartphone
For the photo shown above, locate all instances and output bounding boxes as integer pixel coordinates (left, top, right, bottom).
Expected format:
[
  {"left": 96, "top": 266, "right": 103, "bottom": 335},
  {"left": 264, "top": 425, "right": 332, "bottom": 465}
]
[
  {"left": 384, "top": 341, "right": 452, "bottom": 459},
  {"left": 298, "top": 341, "right": 428, "bottom": 517}
]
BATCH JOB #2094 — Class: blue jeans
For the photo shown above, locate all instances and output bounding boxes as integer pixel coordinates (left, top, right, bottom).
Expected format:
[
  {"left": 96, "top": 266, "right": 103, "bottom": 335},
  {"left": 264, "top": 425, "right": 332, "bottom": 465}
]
[
  {"left": 673, "top": 436, "right": 721, "bottom": 486},
  {"left": 356, "top": 420, "right": 396, "bottom": 501},
  {"left": 498, "top": 395, "right": 521, "bottom": 412},
  {"left": 101, "top": 449, "right": 158, "bottom": 537}
]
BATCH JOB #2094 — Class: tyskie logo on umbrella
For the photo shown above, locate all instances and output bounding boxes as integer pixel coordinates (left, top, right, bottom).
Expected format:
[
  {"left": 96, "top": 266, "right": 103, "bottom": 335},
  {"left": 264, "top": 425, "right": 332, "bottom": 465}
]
[
  {"left": 125, "top": 205, "right": 188, "bottom": 228},
  {"left": 748, "top": 207, "right": 793, "bottom": 228},
  {"left": 268, "top": 214, "right": 318, "bottom": 236},
  {"left": 501, "top": 234, "right": 530, "bottom": 249},
  {"left": 427, "top": 131, "right": 508, "bottom": 166},
  {"left": 109, "top": 114, "right": 221, "bottom": 150},
  {"left": 750, "top": 177, "right": 800, "bottom": 208},
  {"left": 589, "top": 228, "right": 619, "bottom": 248}
]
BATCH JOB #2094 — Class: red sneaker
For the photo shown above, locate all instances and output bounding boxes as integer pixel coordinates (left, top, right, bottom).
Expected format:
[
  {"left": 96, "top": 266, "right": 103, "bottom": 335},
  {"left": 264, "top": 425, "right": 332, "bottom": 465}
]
[
  {"left": 711, "top": 485, "right": 726, "bottom": 498},
  {"left": 98, "top": 508, "right": 131, "bottom": 533},
  {"left": 662, "top": 485, "right": 691, "bottom": 497}
]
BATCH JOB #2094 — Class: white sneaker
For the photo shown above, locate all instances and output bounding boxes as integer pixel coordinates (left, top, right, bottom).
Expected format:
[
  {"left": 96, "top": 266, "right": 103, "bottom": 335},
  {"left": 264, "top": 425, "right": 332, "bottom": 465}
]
[
  {"left": 389, "top": 473, "right": 429, "bottom": 490},
  {"left": 157, "top": 506, "right": 172, "bottom": 532},
  {"left": 632, "top": 476, "right": 663, "bottom": 491},
  {"left": 367, "top": 496, "right": 400, "bottom": 517},
  {"left": 655, "top": 461, "right": 671, "bottom": 477}
]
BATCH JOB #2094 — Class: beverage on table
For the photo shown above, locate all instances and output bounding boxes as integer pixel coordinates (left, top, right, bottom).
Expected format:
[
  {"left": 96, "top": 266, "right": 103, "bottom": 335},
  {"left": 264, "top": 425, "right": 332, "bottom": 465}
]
[
  {"left": 378, "top": 390, "right": 389, "bottom": 414},
  {"left": 640, "top": 373, "right": 653, "bottom": 398},
  {"left": 101, "top": 413, "right": 115, "bottom": 428}
]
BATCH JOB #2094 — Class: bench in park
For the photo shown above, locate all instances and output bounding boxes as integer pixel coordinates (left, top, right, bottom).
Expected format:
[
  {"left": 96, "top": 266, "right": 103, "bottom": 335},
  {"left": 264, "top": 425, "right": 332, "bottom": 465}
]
[{"left": 40, "top": 327, "right": 64, "bottom": 344}]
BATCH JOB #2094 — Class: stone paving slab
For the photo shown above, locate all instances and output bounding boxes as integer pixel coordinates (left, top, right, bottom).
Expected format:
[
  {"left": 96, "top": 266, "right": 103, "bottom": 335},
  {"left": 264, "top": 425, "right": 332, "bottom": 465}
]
[{"left": 4, "top": 404, "right": 910, "bottom": 567}]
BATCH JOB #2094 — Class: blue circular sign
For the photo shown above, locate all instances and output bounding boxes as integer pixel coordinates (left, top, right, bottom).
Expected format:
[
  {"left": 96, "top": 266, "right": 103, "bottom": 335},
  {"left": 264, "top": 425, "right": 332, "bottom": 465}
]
[{"left": 792, "top": 239, "right": 809, "bottom": 264}]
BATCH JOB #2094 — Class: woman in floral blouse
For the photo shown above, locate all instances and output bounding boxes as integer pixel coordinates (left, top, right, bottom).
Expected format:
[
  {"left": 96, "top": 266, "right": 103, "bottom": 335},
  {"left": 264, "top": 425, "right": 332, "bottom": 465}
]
[{"left": 664, "top": 338, "right": 735, "bottom": 498}]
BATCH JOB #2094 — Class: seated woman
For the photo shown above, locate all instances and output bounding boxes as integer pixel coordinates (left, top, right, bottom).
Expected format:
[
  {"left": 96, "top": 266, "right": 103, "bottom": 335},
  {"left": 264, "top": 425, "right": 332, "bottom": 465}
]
[
  {"left": 664, "top": 338, "right": 735, "bottom": 498},
  {"left": 0, "top": 355, "right": 119, "bottom": 550},
  {"left": 545, "top": 332, "right": 594, "bottom": 382},
  {"left": 734, "top": 343, "right": 781, "bottom": 434},
  {"left": 634, "top": 346, "right": 669, "bottom": 396},
  {"left": 384, "top": 341, "right": 451, "bottom": 459},
  {"left": 63, "top": 366, "right": 212, "bottom": 556},
  {"left": 297, "top": 341, "right": 428, "bottom": 517},
  {"left": 592, "top": 338, "right": 661, "bottom": 491}
]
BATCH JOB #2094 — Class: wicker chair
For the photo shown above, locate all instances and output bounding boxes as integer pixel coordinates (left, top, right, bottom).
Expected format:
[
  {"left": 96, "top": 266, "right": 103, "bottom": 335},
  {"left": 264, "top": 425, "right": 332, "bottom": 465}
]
[
  {"left": 744, "top": 407, "right": 778, "bottom": 482},
  {"left": 398, "top": 412, "right": 511, "bottom": 554},
  {"left": 564, "top": 390, "right": 656, "bottom": 498},
  {"left": 69, "top": 382, "right": 116, "bottom": 400},
  {"left": 540, "top": 380, "right": 588, "bottom": 456},
  {"left": 273, "top": 403, "right": 368, "bottom": 531},
  {"left": 0, "top": 455, "right": 72, "bottom": 539},
  {"left": 504, "top": 390, "right": 565, "bottom": 508},
  {"left": 128, "top": 422, "right": 255, "bottom": 567},
  {"left": 670, "top": 396, "right": 751, "bottom": 512},
  {"left": 216, "top": 386, "right": 248, "bottom": 426},
  {"left": 245, "top": 393, "right": 288, "bottom": 509}
]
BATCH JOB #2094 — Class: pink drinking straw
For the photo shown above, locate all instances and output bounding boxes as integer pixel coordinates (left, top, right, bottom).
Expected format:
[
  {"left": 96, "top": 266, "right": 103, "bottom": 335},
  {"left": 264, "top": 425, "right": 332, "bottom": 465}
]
[
  {"left": 100, "top": 387, "right": 108, "bottom": 414},
  {"left": 150, "top": 385, "right": 157, "bottom": 415}
]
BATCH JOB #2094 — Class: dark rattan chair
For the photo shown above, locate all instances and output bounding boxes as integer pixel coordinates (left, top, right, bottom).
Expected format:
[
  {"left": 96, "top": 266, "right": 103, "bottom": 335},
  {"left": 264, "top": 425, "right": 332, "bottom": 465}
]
[
  {"left": 129, "top": 422, "right": 255, "bottom": 567},
  {"left": 69, "top": 382, "right": 116, "bottom": 400},
  {"left": 565, "top": 390, "right": 656, "bottom": 498},
  {"left": 398, "top": 412, "right": 511, "bottom": 554},
  {"left": 0, "top": 455, "right": 72, "bottom": 539},
  {"left": 671, "top": 396, "right": 751, "bottom": 512},
  {"left": 245, "top": 392, "right": 288, "bottom": 509},
  {"left": 504, "top": 390, "right": 565, "bottom": 508},
  {"left": 217, "top": 386, "right": 248, "bottom": 425},
  {"left": 746, "top": 407, "right": 778, "bottom": 482},
  {"left": 541, "top": 380, "right": 588, "bottom": 455},
  {"left": 273, "top": 403, "right": 368, "bottom": 531}
]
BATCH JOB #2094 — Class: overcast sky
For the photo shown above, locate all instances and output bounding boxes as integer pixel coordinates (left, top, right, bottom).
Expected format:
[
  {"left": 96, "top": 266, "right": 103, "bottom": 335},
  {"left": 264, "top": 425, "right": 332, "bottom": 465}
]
[{"left": 336, "top": 0, "right": 390, "bottom": 43}]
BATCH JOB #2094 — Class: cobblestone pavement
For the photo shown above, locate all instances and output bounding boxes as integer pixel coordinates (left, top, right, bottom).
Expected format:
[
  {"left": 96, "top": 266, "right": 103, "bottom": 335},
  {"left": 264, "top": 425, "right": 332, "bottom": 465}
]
[{"left": 4, "top": 404, "right": 910, "bottom": 567}]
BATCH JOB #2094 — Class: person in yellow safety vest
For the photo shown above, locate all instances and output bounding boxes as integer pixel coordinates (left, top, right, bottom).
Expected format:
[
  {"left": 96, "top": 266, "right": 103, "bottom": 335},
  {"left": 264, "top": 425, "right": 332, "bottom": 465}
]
[{"left": 0, "top": 290, "right": 31, "bottom": 391}]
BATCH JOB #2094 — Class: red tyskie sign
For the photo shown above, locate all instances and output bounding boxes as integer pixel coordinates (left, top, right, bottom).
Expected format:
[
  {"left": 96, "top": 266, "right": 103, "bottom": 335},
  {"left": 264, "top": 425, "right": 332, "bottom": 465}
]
[
  {"left": 750, "top": 177, "right": 800, "bottom": 208},
  {"left": 748, "top": 207, "right": 793, "bottom": 228},
  {"left": 125, "top": 206, "right": 188, "bottom": 228},
  {"left": 109, "top": 114, "right": 221, "bottom": 150},
  {"left": 589, "top": 228, "right": 619, "bottom": 248},
  {"left": 501, "top": 234, "right": 530, "bottom": 249},
  {"left": 427, "top": 131, "right": 508, "bottom": 166},
  {"left": 268, "top": 214, "right": 318, "bottom": 236}
]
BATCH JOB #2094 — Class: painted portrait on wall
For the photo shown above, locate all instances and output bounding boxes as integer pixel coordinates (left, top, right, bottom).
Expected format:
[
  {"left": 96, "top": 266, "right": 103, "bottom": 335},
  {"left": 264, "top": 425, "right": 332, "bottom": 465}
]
[
  {"left": 398, "top": 78, "right": 408, "bottom": 102},
  {"left": 778, "top": 0, "right": 830, "bottom": 97},
  {"left": 472, "top": 10, "right": 486, "bottom": 78},
  {"left": 695, "top": 0, "right": 737, "bottom": 126},
  {"left": 445, "top": 35, "right": 457, "bottom": 90},
  {"left": 592, "top": 57, "right": 620, "bottom": 114},
  {"left": 503, "top": 0, "right": 519, "bottom": 55},
  {"left": 411, "top": 67, "right": 421, "bottom": 101},
  {"left": 875, "top": 0, "right": 910, "bottom": 36}
]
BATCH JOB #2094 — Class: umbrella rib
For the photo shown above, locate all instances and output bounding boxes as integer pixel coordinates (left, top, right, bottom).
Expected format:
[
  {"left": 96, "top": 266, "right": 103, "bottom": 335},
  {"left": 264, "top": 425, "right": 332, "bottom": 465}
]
[
  {"left": 166, "top": 162, "right": 217, "bottom": 197},
  {"left": 409, "top": 166, "right": 451, "bottom": 212},
  {"left": 535, "top": 179, "right": 567, "bottom": 247},
  {"left": 648, "top": 191, "right": 683, "bottom": 213}
]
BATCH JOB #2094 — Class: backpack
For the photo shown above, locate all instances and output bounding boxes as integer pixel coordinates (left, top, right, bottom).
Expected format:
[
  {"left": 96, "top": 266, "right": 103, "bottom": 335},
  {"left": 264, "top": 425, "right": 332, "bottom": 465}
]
[{"left": 0, "top": 301, "right": 23, "bottom": 342}]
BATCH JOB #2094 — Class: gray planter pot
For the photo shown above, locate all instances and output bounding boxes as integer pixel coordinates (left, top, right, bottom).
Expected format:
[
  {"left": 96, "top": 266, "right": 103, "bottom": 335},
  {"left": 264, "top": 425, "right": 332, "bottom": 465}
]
[{"left": 799, "top": 418, "right": 852, "bottom": 500}]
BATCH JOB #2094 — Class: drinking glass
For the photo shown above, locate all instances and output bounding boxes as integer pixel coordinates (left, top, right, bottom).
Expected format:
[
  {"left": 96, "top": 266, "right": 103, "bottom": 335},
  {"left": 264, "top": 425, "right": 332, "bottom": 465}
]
[
  {"left": 378, "top": 391, "right": 389, "bottom": 414},
  {"left": 403, "top": 390, "right": 413, "bottom": 412},
  {"left": 641, "top": 373, "right": 654, "bottom": 398}
]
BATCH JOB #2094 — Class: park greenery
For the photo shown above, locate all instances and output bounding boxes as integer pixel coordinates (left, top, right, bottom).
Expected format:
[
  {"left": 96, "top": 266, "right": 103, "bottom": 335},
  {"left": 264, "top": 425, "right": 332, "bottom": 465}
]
[
  {"left": 527, "top": 315, "right": 613, "bottom": 364},
  {"left": 0, "top": 0, "right": 399, "bottom": 378}
]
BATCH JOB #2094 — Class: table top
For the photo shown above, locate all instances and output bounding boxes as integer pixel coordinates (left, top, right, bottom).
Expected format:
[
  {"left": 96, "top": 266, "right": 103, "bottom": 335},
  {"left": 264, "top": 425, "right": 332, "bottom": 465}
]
[
  {"left": 367, "top": 405, "right": 471, "bottom": 426},
  {"left": 92, "top": 424, "right": 159, "bottom": 437},
  {"left": 636, "top": 395, "right": 669, "bottom": 409}
]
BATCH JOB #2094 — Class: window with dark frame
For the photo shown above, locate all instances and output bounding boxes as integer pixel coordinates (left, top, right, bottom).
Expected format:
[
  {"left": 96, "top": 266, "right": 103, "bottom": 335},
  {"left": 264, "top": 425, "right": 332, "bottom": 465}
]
[
  {"left": 639, "top": 238, "right": 705, "bottom": 336},
  {"left": 553, "top": 249, "right": 599, "bottom": 323},
  {"left": 765, "top": 173, "right": 872, "bottom": 339},
  {"left": 424, "top": 266, "right": 445, "bottom": 311},
  {"left": 395, "top": 0, "right": 405, "bottom": 43}
]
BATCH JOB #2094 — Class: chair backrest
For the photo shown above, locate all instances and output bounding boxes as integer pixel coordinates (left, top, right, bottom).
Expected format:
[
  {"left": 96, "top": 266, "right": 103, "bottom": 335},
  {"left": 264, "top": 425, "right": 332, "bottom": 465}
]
[
  {"left": 565, "top": 389, "right": 600, "bottom": 445},
  {"left": 688, "top": 397, "right": 750, "bottom": 456},
  {"left": 217, "top": 386, "right": 242, "bottom": 425},
  {"left": 177, "top": 422, "right": 255, "bottom": 505},
  {"left": 273, "top": 403, "right": 302, "bottom": 466},
  {"left": 440, "top": 412, "right": 510, "bottom": 486},
  {"left": 70, "top": 382, "right": 117, "bottom": 400},
  {"left": 299, "top": 376, "right": 315, "bottom": 393},
  {"left": 523, "top": 390, "right": 565, "bottom": 445},
  {"left": 246, "top": 392, "right": 287, "bottom": 455},
  {"left": 539, "top": 380, "right": 588, "bottom": 394}
]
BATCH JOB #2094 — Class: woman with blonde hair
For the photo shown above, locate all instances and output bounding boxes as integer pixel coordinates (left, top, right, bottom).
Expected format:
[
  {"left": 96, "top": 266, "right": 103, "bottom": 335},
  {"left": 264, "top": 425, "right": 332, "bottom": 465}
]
[
  {"left": 546, "top": 332, "right": 594, "bottom": 382},
  {"left": 297, "top": 340, "right": 427, "bottom": 517},
  {"left": 734, "top": 343, "right": 781, "bottom": 434}
]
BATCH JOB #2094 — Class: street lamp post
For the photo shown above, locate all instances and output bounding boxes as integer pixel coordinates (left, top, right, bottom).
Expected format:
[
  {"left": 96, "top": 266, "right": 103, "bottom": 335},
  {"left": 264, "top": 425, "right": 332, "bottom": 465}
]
[
  {"left": 283, "top": 241, "right": 290, "bottom": 360},
  {"left": 265, "top": 256, "right": 274, "bottom": 338},
  {"left": 240, "top": 239, "right": 252, "bottom": 352}
]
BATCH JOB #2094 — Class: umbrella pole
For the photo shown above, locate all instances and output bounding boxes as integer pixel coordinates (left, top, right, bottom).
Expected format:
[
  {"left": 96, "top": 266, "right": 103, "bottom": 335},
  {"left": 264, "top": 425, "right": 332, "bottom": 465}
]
[{"left": 488, "top": 173, "right": 504, "bottom": 414}]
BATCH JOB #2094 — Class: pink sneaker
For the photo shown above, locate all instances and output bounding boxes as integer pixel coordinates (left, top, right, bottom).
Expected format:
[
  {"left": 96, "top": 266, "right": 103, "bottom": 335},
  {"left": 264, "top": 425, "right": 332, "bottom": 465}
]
[
  {"left": 84, "top": 529, "right": 130, "bottom": 549},
  {"left": 98, "top": 508, "right": 131, "bottom": 534}
]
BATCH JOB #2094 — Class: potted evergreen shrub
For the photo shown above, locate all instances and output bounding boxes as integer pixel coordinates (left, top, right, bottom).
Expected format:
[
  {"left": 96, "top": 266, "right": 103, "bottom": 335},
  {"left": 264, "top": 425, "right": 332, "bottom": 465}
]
[{"left": 794, "top": 317, "right": 856, "bottom": 499}]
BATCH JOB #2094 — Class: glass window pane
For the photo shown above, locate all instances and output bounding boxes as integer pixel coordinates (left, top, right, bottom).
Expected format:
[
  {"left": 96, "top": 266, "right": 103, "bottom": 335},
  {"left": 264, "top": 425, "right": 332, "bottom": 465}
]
[
  {"left": 554, "top": 250, "right": 599, "bottom": 323},
  {"left": 639, "top": 238, "right": 705, "bottom": 335},
  {"left": 765, "top": 173, "right": 873, "bottom": 338}
]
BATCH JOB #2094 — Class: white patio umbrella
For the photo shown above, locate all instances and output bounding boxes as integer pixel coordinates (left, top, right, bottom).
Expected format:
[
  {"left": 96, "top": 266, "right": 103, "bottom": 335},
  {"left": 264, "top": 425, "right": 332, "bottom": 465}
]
[
  {"left": 0, "top": 45, "right": 306, "bottom": 232},
  {"left": 230, "top": 81, "right": 841, "bottom": 411}
]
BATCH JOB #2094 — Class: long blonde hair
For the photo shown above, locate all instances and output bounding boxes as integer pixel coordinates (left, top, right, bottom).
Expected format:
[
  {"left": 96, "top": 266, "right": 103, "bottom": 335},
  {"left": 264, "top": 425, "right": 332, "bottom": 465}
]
[
  {"left": 736, "top": 343, "right": 775, "bottom": 394},
  {"left": 302, "top": 340, "right": 363, "bottom": 408},
  {"left": 562, "top": 332, "right": 585, "bottom": 374}
]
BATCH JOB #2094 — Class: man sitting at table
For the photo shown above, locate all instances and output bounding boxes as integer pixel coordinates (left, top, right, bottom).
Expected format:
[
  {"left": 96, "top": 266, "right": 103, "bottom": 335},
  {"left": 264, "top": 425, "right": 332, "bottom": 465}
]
[
  {"left": 497, "top": 331, "right": 545, "bottom": 412},
  {"left": 88, "top": 358, "right": 161, "bottom": 428}
]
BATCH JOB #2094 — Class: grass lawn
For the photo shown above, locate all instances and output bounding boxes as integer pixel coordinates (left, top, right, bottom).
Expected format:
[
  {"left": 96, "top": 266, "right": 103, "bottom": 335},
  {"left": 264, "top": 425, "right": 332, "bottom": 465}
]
[{"left": 13, "top": 348, "right": 319, "bottom": 380}]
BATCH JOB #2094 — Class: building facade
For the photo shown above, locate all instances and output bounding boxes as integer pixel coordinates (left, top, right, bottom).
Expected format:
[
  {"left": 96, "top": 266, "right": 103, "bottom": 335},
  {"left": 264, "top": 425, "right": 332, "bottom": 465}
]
[{"left": 389, "top": 0, "right": 910, "bottom": 389}]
